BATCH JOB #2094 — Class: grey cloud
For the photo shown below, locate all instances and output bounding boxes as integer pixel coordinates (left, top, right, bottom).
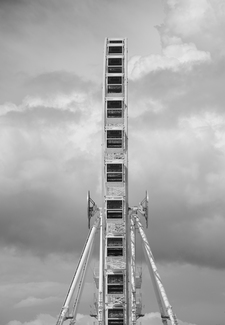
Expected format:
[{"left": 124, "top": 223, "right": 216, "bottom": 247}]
[
  {"left": 132, "top": 186, "right": 225, "bottom": 269},
  {"left": 127, "top": 1, "right": 225, "bottom": 270},
  {"left": 0, "top": 100, "right": 101, "bottom": 256},
  {"left": 26, "top": 71, "right": 94, "bottom": 97},
  {"left": 0, "top": 156, "right": 100, "bottom": 256},
  {"left": 3, "top": 106, "right": 82, "bottom": 128},
  {"left": 0, "top": 0, "right": 104, "bottom": 104},
  {"left": 128, "top": 124, "right": 225, "bottom": 269},
  {"left": 129, "top": 58, "right": 225, "bottom": 130},
  {"left": 161, "top": 0, "right": 225, "bottom": 58}
]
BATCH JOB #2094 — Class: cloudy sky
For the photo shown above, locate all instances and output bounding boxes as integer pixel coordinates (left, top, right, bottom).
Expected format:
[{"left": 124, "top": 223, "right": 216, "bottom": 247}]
[{"left": 1, "top": 0, "right": 225, "bottom": 324}]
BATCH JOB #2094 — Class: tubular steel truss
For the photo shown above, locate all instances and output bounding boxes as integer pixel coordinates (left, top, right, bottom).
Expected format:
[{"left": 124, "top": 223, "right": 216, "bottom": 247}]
[{"left": 55, "top": 38, "right": 179, "bottom": 325}]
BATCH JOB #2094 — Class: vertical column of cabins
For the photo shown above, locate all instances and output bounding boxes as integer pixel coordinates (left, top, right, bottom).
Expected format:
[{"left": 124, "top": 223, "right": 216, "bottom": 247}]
[{"left": 103, "top": 38, "right": 128, "bottom": 325}]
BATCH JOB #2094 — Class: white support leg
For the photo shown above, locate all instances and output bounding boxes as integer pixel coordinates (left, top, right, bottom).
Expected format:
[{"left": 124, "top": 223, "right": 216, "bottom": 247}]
[
  {"left": 135, "top": 215, "right": 178, "bottom": 325},
  {"left": 130, "top": 216, "right": 136, "bottom": 325},
  {"left": 70, "top": 236, "right": 94, "bottom": 325},
  {"left": 56, "top": 215, "right": 100, "bottom": 325},
  {"left": 98, "top": 210, "right": 104, "bottom": 325}
]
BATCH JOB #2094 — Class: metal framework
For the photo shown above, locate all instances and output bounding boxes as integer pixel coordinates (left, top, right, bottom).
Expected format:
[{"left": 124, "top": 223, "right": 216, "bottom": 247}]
[{"left": 55, "top": 38, "right": 179, "bottom": 325}]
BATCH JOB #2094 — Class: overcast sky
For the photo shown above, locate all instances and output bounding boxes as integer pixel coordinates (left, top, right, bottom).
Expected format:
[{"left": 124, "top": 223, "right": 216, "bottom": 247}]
[{"left": 1, "top": 0, "right": 225, "bottom": 325}]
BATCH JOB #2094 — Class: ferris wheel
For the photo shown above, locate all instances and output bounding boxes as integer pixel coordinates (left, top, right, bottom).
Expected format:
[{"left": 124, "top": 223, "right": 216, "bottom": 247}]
[{"left": 55, "top": 38, "right": 179, "bottom": 325}]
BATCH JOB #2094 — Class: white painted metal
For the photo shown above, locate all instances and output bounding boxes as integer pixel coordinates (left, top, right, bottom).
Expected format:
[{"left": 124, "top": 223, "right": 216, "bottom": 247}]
[
  {"left": 56, "top": 215, "right": 100, "bottom": 325},
  {"left": 69, "top": 237, "right": 94, "bottom": 325},
  {"left": 130, "top": 217, "right": 136, "bottom": 325},
  {"left": 98, "top": 210, "right": 104, "bottom": 325},
  {"left": 55, "top": 38, "right": 180, "bottom": 325},
  {"left": 124, "top": 38, "right": 130, "bottom": 325},
  {"left": 135, "top": 215, "right": 179, "bottom": 325},
  {"left": 102, "top": 38, "right": 129, "bottom": 325}
]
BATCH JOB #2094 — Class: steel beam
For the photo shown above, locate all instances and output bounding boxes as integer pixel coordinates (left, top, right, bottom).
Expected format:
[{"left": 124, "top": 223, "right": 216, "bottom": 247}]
[
  {"left": 56, "top": 215, "right": 100, "bottom": 325},
  {"left": 135, "top": 215, "right": 178, "bottom": 325},
  {"left": 130, "top": 216, "right": 136, "bottom": 325}
]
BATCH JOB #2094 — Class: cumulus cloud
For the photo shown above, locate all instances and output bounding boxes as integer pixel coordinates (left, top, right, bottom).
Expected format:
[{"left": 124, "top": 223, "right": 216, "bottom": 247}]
[
  {"left": 128, "top": 0, "right": 225, "bottom": 80},
  {"left": 128, "top": 1, "right": 225, "bottom": 275},
  {"left": 75, "top": 314, "right": 95, "bottom": 325},
  {"left": 163, "top": 0, "right": 225, "bottom": 56},
  {"left": 129, "top": 107, "right": 225, "bottom": 268},
  {"left": 23, "top": 93, "right": 87, "bottom": 110},
  {"left": 129, "top": 38, "right": 210, "bottom": 80},
  {"left": 0, "top": 71, "right": 102, "bottom": 256},
  {"left": 0, "top": 102, "right": 24, "bottom": 116},
  {"left": 6, "top": 313, "right": 96, "bottom": 325},
  {"left": 14, "top": 296, "right": 60, "bottom": 309},
  {"left": 137, "top": 313, "right": 198, "bottom": 325},
  {"left": 6, "top": 314, "right": 56, "bottom": 325}
]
